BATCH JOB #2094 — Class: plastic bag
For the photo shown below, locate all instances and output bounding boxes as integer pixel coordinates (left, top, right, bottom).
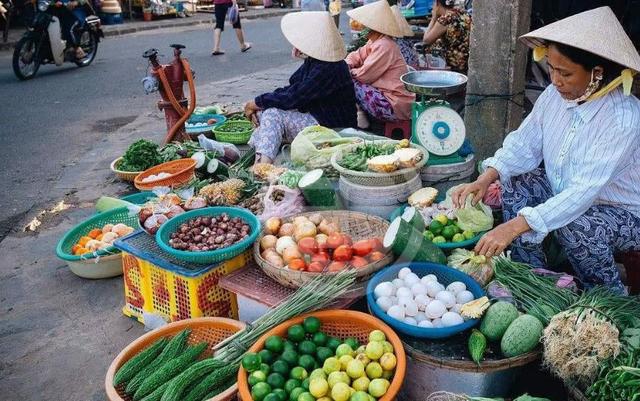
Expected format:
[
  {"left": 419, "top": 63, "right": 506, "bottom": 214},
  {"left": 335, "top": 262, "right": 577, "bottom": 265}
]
[
  {"left": 290, "top": 126, "right": 360, "bottom": 169},
  {"left": 197, "top": 134, "right": 240, "bottom": 163},
  {"left": 259, "top": 184, "right": 305, "bottom": 222},
  {"left": 447, "top": 248, "right": 494, "bottom": 286},
  {"left": 441, "top": 185, "right": 494, "bottom": 232}
]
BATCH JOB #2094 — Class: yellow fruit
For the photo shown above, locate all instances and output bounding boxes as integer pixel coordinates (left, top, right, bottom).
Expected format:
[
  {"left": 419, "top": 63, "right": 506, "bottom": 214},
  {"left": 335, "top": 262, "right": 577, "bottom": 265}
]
[
  {"left": 323, "top": 357, "right": 341, "bottom": 375},
  {"left": 336, "top": 344, "right": 354, "bottom": 358},
  {"left": 379, "top": 353, "right": 397, "bottom": 371},
  {"left": 356, "top": 345, "right": 366, "bottom": 354},
  {"left": 368, "top": 378, "right": 390, "bottom": 398},
  {"left": 331, "top": 382, "right": 351, "bottom": 401},
  {"left": 317, "top": 398, "right": 332, "bottom": 401},
  {"left": 346, "top": 359, "right": 365, "bottom": 379},
  {"left": 381, "top": 341, "right": 394, "bottom": 354},
  {"left": 309, "top": 378, "right": 329, "bottom": 398},
  {"left": 339, "top": 355, "right": 354, "bottom": 371},
  {"left": 435, "top": 214, "right": 449, "bottom": 225},
  {"left": 327, "top": 371, "right": 350, "bottom": 388},
  {"left": 355, "top": 353, "right": 370, "bottom": 366},
  {"left": 365, "top": 342, "right": 384, "bottom": 361},
  {"left": 310, "top": 368, "right": 327, "bottom": 381},
  {"left": 365, "top": 362, "right": 383, "bottom": 379},
  {"left": 382, "top": 369, "right": 394, "bottom": 380},
  {"left": 368, "top": 330, "right": 386, "bottom": 343},
  {"left": 352, "top": 376, "right": 370, "bottom": 392}
]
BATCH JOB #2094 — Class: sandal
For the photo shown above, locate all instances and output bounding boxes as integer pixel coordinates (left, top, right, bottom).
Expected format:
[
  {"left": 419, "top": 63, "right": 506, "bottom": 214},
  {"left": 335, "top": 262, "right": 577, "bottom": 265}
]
[
  {"left": 241, "top": 43, "right": 252, "bottom": 53},
  {"left": 75, "top": 47, "right": 86, "bottom": 59},
  {"left": 211, "top": 50, "right": 225, "bottom": 56}
]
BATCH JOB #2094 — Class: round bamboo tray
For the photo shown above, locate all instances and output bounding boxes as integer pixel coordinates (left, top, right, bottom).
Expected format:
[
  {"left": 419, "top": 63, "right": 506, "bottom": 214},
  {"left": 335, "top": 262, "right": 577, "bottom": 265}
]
[
  {"left": 134, "top": 159, "right": 196, "bottom": 191},
  {"left": 110, "top": 157, "right": 143, "bottom": 182},
  {"left": 237, "top": 310, "right": 406, "bottom": 401},
  {"left": 105, "top": 317, "right": 245, "bottom": 401},
  {"left": 254, "top": 211, "right": 394, "bottom": 289}
]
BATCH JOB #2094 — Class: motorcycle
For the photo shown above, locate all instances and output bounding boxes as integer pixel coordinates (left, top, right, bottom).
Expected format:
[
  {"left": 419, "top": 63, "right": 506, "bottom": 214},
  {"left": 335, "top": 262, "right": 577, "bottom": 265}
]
[{"left": 12, "top": 0, "right": 103, "bottom": 80}]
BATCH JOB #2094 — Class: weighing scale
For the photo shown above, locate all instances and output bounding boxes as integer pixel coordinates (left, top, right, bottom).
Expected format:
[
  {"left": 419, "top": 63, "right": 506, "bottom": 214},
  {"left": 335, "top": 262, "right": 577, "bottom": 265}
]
[{"left": 400, "top": 70, "right": 469, "bottom": 165}]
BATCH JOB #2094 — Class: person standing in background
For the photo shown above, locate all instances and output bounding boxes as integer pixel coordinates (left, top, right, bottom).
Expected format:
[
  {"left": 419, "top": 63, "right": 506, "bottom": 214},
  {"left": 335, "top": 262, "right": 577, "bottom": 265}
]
[{"left": 212, "top": 0, "right": 252, "bottom": 56}]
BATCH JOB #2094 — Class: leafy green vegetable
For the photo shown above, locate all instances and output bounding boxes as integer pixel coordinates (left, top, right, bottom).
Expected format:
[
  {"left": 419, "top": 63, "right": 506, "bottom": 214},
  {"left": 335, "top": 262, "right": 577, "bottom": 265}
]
[
  {"left": 160, "top": 141, "right": 212, "bottom": 162},
  {"left": 339, "top": 141, "right": 396, "bottom": 171},
  {"left": 454, "top": 195, "right": 494, "bottom": 233},
  {"left": 278, "top": 170, "right": 305, "bottom": 189},
  {"left": 118, "top": 139, "right": 163, "bottom": 172}
]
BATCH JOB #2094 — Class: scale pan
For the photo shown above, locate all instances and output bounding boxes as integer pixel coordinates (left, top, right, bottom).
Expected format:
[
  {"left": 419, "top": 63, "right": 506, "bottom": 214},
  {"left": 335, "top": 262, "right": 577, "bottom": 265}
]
[{"left": 401, "top": 70, "right": 468, "bottom": 96}]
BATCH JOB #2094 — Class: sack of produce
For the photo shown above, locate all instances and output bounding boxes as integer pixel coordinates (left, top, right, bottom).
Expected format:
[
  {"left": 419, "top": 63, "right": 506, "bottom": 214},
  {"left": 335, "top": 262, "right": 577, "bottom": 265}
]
[
  {"left": 290, "top": 126, "right": 360, "bottom": 170},
  {"left": 259, "top": 184, "right": 304, "bottom": 223}
]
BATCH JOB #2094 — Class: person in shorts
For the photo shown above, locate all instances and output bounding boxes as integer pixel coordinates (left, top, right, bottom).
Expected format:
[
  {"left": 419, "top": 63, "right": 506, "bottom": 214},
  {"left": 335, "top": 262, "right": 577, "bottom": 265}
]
[{"left": 212, "top": 0, "right": 252, "bottom": 55}]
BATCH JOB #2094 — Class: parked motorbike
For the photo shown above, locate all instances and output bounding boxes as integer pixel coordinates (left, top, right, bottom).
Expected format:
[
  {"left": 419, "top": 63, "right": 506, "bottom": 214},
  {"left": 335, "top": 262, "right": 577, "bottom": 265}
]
[{"left": 12, "top": 0, "right": 103, "bottom": 80}]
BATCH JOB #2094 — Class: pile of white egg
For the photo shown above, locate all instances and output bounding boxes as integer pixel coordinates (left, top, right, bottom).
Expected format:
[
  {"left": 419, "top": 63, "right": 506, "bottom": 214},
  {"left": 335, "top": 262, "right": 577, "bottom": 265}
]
[{"left": 373, "top": 267, "right": 475, "bottom": 328}]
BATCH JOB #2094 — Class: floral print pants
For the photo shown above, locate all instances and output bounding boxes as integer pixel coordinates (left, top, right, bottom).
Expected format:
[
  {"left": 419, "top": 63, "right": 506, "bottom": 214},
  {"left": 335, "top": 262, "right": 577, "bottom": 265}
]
[
  {"left": 248, "top": 108, "right": 317, "bottom": 160},
  {"left": 395, "top": 38, "right": 420, "bottom": 69},
  {"left": 502, "top": 168, "right": 640, "bottom": 293},
  {"left": 353, "top": 80, "right": 395, "bottom": 122}
]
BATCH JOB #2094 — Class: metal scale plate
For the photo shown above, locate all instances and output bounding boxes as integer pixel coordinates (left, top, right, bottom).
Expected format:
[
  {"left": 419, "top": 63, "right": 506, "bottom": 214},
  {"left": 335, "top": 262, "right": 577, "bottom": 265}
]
[{"left": 401, "top": 70, "right": 468, "bottom": 163}]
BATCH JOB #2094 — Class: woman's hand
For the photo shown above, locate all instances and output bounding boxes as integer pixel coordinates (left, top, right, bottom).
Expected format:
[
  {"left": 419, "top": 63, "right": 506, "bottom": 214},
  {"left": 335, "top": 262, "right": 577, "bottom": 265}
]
[
  {"left": 244, "top": 101, "right": 260, "bottom": 127},
  {"left": 451, "top": 167, "right": 500, "bottom": 208},
  {"left": 474, "top": 216, "right": 531, "bottom": 258}
]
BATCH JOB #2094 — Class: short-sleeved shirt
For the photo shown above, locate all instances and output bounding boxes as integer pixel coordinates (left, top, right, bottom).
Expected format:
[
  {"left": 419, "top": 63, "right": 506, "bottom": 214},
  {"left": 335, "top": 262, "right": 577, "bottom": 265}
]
[{"left": 431, "top": 8, "right": 471, "bottom": 72}]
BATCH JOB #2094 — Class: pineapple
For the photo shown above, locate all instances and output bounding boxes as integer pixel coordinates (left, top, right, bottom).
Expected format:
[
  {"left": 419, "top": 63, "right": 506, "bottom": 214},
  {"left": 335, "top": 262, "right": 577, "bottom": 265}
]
[
  {"left": 460, "top": 296, "right": 491, "bottom": 319},
  {"left": 221, "top": 178, "right": 245, "bottom": 205}
]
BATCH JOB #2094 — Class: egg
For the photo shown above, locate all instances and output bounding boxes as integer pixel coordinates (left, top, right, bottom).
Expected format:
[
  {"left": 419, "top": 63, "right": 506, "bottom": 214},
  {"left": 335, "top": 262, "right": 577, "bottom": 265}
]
[
  {"left": 425, "top": 299, "right": 447, "bottom": 319},
  {"left": 396, "top": 287, "right": 413, "bottom": 299},
  {"left": 421, "top": 274, "right": 438, "bottom": 284},
  {"left": 432, "top": 318, "right": 443, "bottom": 328},
  {"left": 389, "top": 296, "right": 398, "bottom": 305},
  {"left": 441, "top": 312, "right": 464, "bottom": 327},
  {"left": 446, "top": 281, "right": 467, "bottom": 294},
  {"left": 451, "top": 303, "right": 462, "bottom": 313},
  {"left": 404, "top": 301, "right": 419, "bottom": 317},
  {"left": 387, "top": 305, "right": 405, "bottom": 320},
  {"left": 415, "top": 312, "right": 427, "bottom": 323},
  {"left": 426, "top": 281, "right": 445, "bottom": 297},
  {"left": 418, "top": 319, "right": 434, "bottom": 328},
  {"left": 376, "top": 296, "right": 394, "bottom": 312},
  {"left": 403, "top": 317, "right": 418, "bottom": 326},
  {"left": 414, "top": 294, "right": 430, "bottom": 311},
  {"left": 392, "top": 278, "right": 405, "bottom": 289},
  {"left": 397, "top": 296, "right": 414, "bottom": 308},
  {"left": 404, "top": 272, "right": 420, "bottom": 287},
  {"left": 374, "top": 282, "right": 395, "bottom": 298},
  {"left": 411, "top": 283, "right": 428, "bottom": 296},
  {"left": 398, "top": 267, "right": 412, "bottom": 280},
  {"left": 435, "top": 290, "right": 456, "bottom": 308},
  {"left": 456, "top": 290, "right": 475, "bottom": 304}
]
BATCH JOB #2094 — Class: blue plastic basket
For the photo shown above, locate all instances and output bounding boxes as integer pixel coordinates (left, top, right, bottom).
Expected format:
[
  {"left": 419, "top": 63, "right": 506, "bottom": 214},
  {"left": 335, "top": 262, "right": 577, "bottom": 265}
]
[
  {"left": 366, "top": 262, "right": 485, "bottom": 339},
  {"left": 186, "top": 114, "right": 226, "bottom": 135},
  {"left": 156, "top": 207, "right": 261, "bottom": 264},
  {"left": 388, "top": 204, "right": 486, "bottom": 250}
]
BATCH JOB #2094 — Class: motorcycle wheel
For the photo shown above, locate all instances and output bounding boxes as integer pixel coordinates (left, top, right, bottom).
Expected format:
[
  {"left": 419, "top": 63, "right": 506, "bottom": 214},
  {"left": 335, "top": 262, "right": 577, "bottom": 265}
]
[
  {"left": 74, "top": 30, "right": 98, "bottom": 67},
  {"left": 12, "top": 36, "right": 41, "bottom": 81}
]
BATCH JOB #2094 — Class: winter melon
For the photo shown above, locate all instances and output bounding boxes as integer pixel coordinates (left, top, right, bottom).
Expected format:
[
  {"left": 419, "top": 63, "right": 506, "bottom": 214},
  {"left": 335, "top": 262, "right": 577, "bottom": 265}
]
[
  {"left": 500, "top": 314, "right": 543, "bottom": 358},
  {"left": 401, "top": 207, "right": 425, "bottom": 232},
  {"left": 479, "top": 301, "right": 520, "bottom": 342}
]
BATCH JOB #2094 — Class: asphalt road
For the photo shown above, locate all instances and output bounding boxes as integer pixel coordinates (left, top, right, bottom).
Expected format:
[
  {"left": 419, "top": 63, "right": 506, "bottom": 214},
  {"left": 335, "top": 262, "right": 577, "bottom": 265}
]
[{"left": 0, "top": 15, "right": 349, "bottom": 237}]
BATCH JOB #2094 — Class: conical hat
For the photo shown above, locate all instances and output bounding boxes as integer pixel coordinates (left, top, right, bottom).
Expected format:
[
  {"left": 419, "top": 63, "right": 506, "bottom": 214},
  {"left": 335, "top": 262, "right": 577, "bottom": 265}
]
[
  {"left": 347, "top": 0, "right": 404, "bottom": 38},
  {"left": 391, "top": 5, "right": 414, "bottom": 37},
  {"left": 280, "top": 11, "right": 346, "bottom": 62},
  {"left": 520, "top": 6, "right": 640, "bottom": 72}
]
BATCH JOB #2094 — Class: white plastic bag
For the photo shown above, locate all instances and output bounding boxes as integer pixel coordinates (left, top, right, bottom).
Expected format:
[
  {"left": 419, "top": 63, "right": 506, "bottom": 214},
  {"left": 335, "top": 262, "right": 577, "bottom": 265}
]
[{"left": 259, "top": 185, "right": 304, "bottom": 222}]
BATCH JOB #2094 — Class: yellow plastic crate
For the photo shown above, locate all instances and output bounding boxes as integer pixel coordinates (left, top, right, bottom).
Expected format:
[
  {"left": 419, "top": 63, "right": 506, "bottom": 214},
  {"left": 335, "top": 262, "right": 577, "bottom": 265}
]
[{"left": 115, "top": 231, "right": 249, "bottom": 324}]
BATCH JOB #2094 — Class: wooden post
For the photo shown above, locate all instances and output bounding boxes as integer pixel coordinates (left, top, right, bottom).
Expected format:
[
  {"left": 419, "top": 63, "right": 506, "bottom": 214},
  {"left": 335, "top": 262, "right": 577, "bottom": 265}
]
[{"left": 464, "top": 0, "right": 532, "bottom": 161}]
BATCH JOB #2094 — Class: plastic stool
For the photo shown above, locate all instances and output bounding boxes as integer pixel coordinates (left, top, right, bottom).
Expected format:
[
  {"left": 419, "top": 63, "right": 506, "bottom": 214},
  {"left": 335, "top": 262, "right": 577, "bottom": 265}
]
[{"left": 383, "top": 120, "right": 411, "bottom": 140}]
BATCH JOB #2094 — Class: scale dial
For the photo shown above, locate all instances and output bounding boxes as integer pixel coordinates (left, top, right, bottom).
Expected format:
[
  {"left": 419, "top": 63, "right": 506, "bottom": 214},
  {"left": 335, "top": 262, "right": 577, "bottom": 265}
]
[{"left": 415, "top": 105, "right": 466, "bottom": 156}]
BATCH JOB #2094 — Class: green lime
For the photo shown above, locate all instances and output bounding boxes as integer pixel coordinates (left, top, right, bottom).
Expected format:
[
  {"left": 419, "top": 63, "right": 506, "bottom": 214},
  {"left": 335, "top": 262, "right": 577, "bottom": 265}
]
[
  {"left": 312, "top": 332, "right": 328, "bottom": 346},
  {"left": 267, "top": 372, "right": 286, "bottom": 389},
  {"left": 432, "top": 236, "right": 446, "bottom": 244},
  {"left": 242, "top": 353, "right": 262, "bottom": 373},
  {"left": 429, "top": 220, "right": 444, "bottom": 235},
  {"left": 344, "top": 337, "right": 359, "bottom": 350},
  {"left": 452, "top": 223, "right": 461, "bottom": 233},
  {"left": 290, "top": 366, "right": 308, "bottom": 381},
  {"left": 423, "top": 230, "right": 435, "bottom": 241},
  {"left": 326, "top": 337, "right": 341, "bottom": 352},
  {"left": 298, "top": 354, "right": 317, "bottom": 371},
  {"left": 288, "top": 324, "right": 306, "bottom": 343},
  {"left": 249, "top": 370, "right": 267, "bottom": 386},
  {"left": 289, "top": 387, "right": 305, "bottom": 401},
  {"left": 259, "top": 349, "right": 275, "bottom": 365},
  {"left": 441, "top": 226, "right": 457, "bottom": 240},
  {"left": 297, "top": 392, "right": 315, "bottom": 401},
  {"left": 265, "top": 336, "right": 285, "bottom": 354},
  {"left": 260, "top": 363, "right": 271, "bottom": 376},
  {"left": 283, "top": 340, "right": 296, "bottom": 352},
  {"left": 251, "top": 382, "right": 272, "bottom": 401},
  {"left": 316, "top": 346, "right": 334, "bottom": 363},
  {"left": 463, "top": 229, "right": 475, "bottom": 240},
  {"left": 281, "top": 349, "right": 299, "bottom": 366},
  {"left": 350, "top": 390, "right": 370, "bottom": 401},
  {"left": 301, "top": 377, "right": 310, "bottom": 390},
  {"left": 303, "top": 316, "right": 322, "bottom": 334},
  {"left": 264, "top": 394, "right": 280, "bottom": 401},
  {"left": 271, "top": 360, "right": 290, "bottom": 377},
  {"left": 272, "top": 389, "right": 288, "bottom": 401},
  {"left": 284, "top": 378, "right": 301, "bottom": 394},
  {"left": 452, "top": 233, "right": 466, "bottom": 242},
  {"left": 298, "top": 340, "right": 317, "bottom": 356}
]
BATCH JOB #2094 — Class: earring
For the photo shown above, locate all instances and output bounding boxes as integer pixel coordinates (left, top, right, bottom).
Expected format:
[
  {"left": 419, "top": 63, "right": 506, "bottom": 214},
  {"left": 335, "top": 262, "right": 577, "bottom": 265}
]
[{"left": 572, "top": 71, "right": 603, "bottom": 102}]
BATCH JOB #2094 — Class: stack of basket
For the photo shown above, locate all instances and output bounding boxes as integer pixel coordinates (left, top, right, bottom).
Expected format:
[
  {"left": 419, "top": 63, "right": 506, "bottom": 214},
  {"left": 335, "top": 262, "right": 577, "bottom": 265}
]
[
  {"left": 420, "top": 154, "right": 476, "bottom": 194},
  {"left": 99, "top": 0, "right": 123, "bottom": 24}
]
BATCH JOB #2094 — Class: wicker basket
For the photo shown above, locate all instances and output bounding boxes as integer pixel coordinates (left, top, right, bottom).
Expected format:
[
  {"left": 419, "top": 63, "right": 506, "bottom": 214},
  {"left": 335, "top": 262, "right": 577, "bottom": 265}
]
[
  {"left": 237, "top": 310, "right": 406, "bottom": 401},
  {"left": 213, "top": 121, "right": 254, "bottom": 145},
  {"left": 105, "top": 317, "right": 245, "bottom": 401},
  {"left": 110, "top": 157, "right": 142, "bottom": 182},
  {"left": 331, "top": 140, "right": 429, "bottom": 187},
  {"left": 134, "top": 158, "right": 196, "bottom": 191},
  {"left": 254, "top": 211, "right": 394, "bottom": 289}
]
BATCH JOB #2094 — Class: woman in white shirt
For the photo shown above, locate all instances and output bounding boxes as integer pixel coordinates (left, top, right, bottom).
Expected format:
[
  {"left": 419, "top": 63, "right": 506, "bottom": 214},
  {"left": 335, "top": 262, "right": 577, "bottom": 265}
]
[{"left": 452, "top": 7, "right": 640, "bottom": 292}]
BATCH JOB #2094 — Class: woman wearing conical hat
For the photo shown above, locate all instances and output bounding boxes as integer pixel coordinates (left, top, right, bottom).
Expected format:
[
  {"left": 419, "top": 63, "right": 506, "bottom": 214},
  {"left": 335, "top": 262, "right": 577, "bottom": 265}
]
[
  {"left": 452, "top": 7, "right": 640, "bottom": 293},
  {"left": 244, "top": 12, "right": 357, "bottom": 164},
  {"left": 391, "top": 5, "right": 420, "bottom": 69},
  {"left": 345, "top": 0, "right": 415, "bottom": 129}
]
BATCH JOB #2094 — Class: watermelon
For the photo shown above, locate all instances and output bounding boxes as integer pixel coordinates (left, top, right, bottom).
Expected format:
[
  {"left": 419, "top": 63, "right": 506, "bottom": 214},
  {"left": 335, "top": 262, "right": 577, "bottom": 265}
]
[
  {"left": 500, "top": 314, "right": 543, "bottom": 358},
  {"left": 480, "top": 301, "right": 520, "bottom": 342}
]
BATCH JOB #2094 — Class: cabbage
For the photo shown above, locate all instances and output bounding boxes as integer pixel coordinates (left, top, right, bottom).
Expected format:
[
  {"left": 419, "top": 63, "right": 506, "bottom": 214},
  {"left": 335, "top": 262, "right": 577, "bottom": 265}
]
[{"left": 454, "top": 195, "right": 494, "bottom": 232}]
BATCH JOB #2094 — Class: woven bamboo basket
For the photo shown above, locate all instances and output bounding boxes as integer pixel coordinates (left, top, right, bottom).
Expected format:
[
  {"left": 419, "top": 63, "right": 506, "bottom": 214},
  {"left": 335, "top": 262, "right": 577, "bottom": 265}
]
[
  {"left": 134, "top": 158, "right": 196, "bottom": 190},
  {"left": 105, "top": 317, "right": 245, "bottom": 401},
  {"left": 110, "top": 157, "right": 143, "bottom": 182},
  {"left": 254, "top": 211, "right": 394, "bottom": 289},
  {"left": 339, "top": 173, "right": 423, "bottom": 206},
  {"left": 331, "top": 140, "right": 429, "bottom": 187},
  {"left": 237, "top": 310, "right": 406, "bottom": 401}
]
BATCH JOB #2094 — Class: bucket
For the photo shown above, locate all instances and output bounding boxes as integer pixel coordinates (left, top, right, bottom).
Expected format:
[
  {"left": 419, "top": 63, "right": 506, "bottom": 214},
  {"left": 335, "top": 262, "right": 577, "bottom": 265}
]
[
  {"left": 421, "top": 154, "right": 476, "bottom": 194},
  {"left": 400, "top": 339, "right": 540, "bottom": 398}
]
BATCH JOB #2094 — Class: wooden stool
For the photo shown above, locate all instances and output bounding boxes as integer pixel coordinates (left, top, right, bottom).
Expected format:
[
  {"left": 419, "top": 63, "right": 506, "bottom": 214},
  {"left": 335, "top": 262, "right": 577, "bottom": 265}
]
[
  {"left": 383, "top": 120, "right": 411, "bottom": 140},
  {"left": 622, "top": 250, "right": 640, "bottom": 294}
]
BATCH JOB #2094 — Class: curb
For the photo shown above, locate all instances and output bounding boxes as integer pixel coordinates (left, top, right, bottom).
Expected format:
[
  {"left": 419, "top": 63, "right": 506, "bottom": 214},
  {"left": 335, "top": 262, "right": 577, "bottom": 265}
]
[{"left": 0, "top": 8, "right": 293, "bottom": 51}]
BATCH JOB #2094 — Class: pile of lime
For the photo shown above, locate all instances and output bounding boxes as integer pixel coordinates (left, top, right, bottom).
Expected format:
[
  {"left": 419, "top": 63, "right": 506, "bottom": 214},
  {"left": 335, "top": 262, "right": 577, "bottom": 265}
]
[
  {"left": 423, "top": 214, "right": 475, "bottom": 244},
  {"left": 242, "top": 317, "right": 397, "bottom": 401}
]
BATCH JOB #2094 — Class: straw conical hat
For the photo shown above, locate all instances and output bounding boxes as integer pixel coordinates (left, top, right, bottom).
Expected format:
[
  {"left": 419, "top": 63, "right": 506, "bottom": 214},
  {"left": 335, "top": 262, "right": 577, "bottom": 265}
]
[
  {"left": 391, "top": 5, "right": 413, "bottom": 37},
  {"left": 347, "top": 0, "right": 404, "bottom": 38},
  {"left": 520, "top": 6, "right": 640, "bottom": 72},
  {"left": 280, "top": 11, "right": 346, "bottom": 62}
]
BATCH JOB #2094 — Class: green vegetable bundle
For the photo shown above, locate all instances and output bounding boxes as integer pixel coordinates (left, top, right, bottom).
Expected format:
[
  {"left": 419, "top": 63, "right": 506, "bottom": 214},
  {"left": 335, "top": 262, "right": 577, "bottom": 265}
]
[
  {"left": 119, "top": 139, "right": 163, "bottom": 172},
  {"left": 160, "top": 141, "right": 210, "bottom": 162},
  {"left": 339, "top": 141, "right": 396, "bottom": 172}
]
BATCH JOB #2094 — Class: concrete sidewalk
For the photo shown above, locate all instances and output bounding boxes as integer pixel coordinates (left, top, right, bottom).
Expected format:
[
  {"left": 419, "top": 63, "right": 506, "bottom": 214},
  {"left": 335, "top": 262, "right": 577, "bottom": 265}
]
[{"left": 0, "top": 7, "right": 294, "bottom": 51}]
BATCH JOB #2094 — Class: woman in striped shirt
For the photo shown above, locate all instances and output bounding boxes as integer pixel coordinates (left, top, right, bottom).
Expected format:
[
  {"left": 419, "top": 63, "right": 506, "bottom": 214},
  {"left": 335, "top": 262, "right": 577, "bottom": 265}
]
[{"left": 452, "top": 7, "right": 640, "bottom": 292}]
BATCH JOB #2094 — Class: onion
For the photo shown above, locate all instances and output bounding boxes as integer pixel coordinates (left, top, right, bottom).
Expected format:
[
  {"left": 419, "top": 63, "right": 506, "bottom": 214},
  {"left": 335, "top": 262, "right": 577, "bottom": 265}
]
[
  {"left": 318, "top": 219, "right": 339, "bottom": 236},
  {"left": 262, "top": 249, "right": 284, "bottom": 268},
  {"left": 260, "top": 235, "right": 278, "bottom": 251},
  {"left": 315, "top": 234, "right": 328, "bottom": 247},
  {"left": 264, "top": 217, "right": 282, "bottom": 235},
  {"left": 308, "top": 213, "right": 323, "bottom": 226},
  {"left": 276, "top": 236, "right": 296, "bottom": 255},
  {"left": 278, "top": 223, "right": 295, "bottom": 237},
  {"left": 282, "top": 245, "right": 302, "bottom": 265},
  {"left": 293, "top": 220, "right": 317, "bottom": 242}
]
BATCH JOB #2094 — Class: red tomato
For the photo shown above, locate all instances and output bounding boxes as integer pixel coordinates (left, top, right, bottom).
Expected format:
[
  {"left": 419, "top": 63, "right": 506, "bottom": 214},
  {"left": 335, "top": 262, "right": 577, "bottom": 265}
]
[
  {"left": 326, "top": 233, "right": 344, "bottom": 249},
  {"left": 307, "top": 261, "right": 325, "bottom": 273},
  {"left": 349, "top": 256, "right": 369, "bottom": 269},
  {"left": 333, "top": 245, "right": 353, "bottom": 262},
  {"left": 311, "top": 252, "right": 330, "bottom": 266},
  {"left": 327, "top": 261, "right": 346, "bottom": 272},
  {"left": 298, "top": 237, "right": 318, "bottom": 255},
  {"left": 288, "top": 258, "right": 306, "bottom": 271},
  {"left": 369, "top": 237, "right": 384, "bottom": 252},
  {"left": 352, "top": 239, "right": 374, "bottom": 257},
  {"left": 341, "top": 234, "right": 353, "bottom": 247},
  {"left": 367, "top": 251, "right": 386, "bottom": 263}
]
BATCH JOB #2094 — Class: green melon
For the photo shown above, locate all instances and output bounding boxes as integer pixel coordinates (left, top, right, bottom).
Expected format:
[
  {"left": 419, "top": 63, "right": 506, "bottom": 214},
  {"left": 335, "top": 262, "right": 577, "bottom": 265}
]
[
  {"left": 500, "top": 314, "right": 543, "bottom": 358},
  {"left": 479, "top": 301, "right": 520, "bottom": 342}
]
